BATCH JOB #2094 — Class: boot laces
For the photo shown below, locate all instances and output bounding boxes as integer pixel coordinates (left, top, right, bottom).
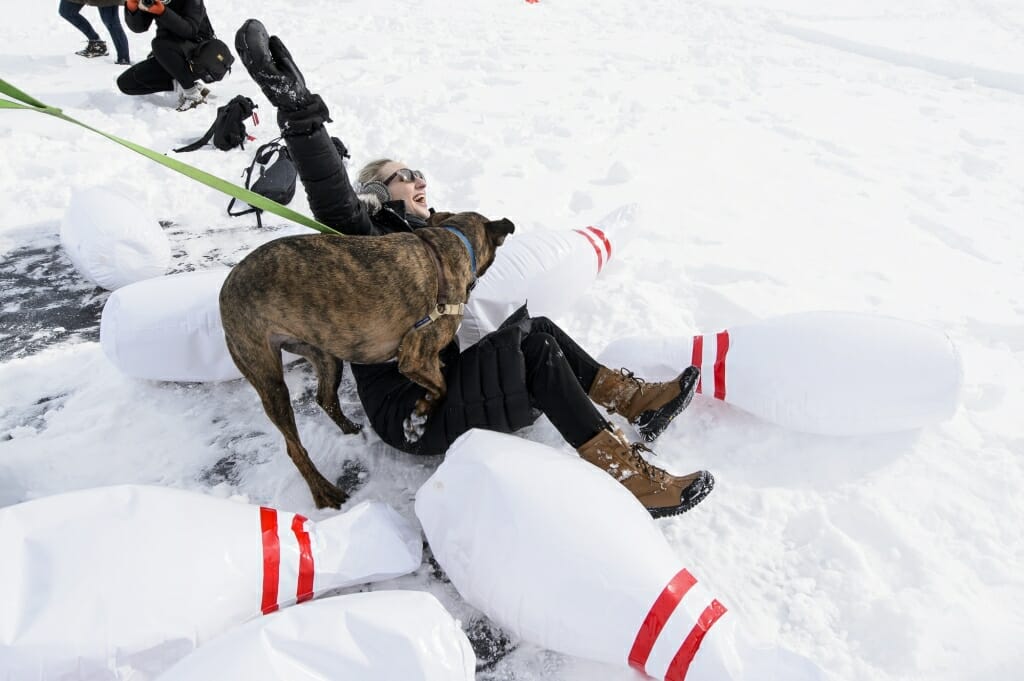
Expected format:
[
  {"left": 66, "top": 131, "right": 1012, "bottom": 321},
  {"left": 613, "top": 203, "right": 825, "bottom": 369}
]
[
  {"left": 626, "top": 441, "right": 669, "bottom": 483},
  {"left": 617, "top": 368, "right": 648, "bottom": 394},
  {"left": 600, "top": 368, "right": 647, "bottom": 416}
]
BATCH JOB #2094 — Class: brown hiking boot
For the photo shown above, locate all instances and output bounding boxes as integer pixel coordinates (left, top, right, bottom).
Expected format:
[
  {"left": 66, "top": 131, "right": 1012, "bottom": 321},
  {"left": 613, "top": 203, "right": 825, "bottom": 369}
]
[
  {"left": 589, "top": 365, "right": 700, "bottom": 442},
  {"left": 576, "top": 426, "right": 714, "bottom": 518}
]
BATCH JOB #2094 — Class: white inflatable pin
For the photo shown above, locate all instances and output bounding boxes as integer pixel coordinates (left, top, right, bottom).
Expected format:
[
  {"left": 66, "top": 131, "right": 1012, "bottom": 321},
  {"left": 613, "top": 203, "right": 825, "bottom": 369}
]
[
  {"left": 415, "top": 429, "right": 824, "bottom": 681},
  {"left": 60, "top": 185, "right": 171, "bottom": 290},
  {"left": 155, "top": 591, "right": 475, "bottom": 681},
  {"left": 458, "top": 204, "right": 635, "bottom": 346},
  {"left": 99, "top": 207, "right": 632, "bottom": 383},
  {"left": 100, "top": 268, "right": 305, "bottom": 382},
  {"left": 100, "top": 267, "right": 241, "bottom": 381},
  {"left": 0, "top": 485, "right": 422, "bottom": 680},
  {"left": 599, "top": 311, "right": 963, "bottom": 436}
]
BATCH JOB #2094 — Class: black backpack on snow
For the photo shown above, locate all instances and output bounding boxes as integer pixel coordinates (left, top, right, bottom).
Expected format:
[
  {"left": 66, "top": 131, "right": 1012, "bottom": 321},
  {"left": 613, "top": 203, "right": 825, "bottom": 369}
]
[
  {"left": 188, "top": 38, "right": 235, "bottom": 84},
  {"left": 227, "top": 138, "right": 298, "bottom": 228},
  {"left": 174, "top": 95, "right": 258, "bottom": 153}
]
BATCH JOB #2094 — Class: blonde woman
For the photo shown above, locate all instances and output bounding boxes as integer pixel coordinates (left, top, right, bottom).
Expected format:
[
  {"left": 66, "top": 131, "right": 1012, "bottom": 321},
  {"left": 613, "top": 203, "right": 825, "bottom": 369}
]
[{"left": 233, "top": 19, "right": 714, "bottom": 518}]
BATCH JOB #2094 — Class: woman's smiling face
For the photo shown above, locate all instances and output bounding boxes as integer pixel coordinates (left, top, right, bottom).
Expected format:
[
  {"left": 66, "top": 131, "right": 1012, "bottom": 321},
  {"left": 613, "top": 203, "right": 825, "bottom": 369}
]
[{"left": 378, "top": 160, "right": 430, "bottom": 220}]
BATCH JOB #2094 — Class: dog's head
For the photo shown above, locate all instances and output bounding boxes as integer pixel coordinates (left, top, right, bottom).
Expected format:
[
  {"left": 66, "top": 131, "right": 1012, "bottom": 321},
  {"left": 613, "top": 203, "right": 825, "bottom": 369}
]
[{"left": 426, "top": 211, "right": 516, "bottom": 278}]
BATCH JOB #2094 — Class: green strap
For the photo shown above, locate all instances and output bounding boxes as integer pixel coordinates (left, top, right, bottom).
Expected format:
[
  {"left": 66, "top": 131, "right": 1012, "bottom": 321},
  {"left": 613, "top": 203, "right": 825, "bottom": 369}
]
[{"left": 0, "top": 77, "right": 341, "bottom": 236}]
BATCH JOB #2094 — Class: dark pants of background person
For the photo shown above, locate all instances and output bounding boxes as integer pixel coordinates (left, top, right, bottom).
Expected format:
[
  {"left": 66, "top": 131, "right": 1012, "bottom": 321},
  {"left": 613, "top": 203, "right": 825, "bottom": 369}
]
[
  {"left": 116, "top": 37, "right": 198, "bottom": 95},
  {"left": 58, "top": 0, "right": 130, "bottom": 62},
  {"left": 418, "top": 317, "right": 606, "bottom": 455}
]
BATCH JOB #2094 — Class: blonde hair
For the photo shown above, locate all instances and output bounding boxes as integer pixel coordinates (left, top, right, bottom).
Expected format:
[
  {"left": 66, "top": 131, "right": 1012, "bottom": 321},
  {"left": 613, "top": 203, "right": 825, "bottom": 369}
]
[{"left": 356, "top": 159, "right": 395, "bottom": 186}]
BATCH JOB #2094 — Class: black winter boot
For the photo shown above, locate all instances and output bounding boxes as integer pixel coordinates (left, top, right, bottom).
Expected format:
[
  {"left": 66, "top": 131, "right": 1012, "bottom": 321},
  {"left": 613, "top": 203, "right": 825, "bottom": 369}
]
[{"left": 76, "top": 40, "right": 108, "bottom": 58}]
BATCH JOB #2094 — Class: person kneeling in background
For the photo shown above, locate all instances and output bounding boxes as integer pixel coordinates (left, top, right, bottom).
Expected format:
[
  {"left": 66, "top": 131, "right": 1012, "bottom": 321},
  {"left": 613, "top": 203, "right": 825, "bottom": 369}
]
[{"left": 116, "top": 0, "right": 215, "bottom": 111}]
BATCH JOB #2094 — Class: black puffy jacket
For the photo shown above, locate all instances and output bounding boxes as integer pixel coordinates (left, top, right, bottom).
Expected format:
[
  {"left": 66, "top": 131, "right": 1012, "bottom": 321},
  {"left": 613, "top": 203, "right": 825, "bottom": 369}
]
[
  {"left": 279, "top": 121, "right": 425, "bottom": 237},
  {"left": 281, "top": 118, "right": 537, "bottom": 454}
]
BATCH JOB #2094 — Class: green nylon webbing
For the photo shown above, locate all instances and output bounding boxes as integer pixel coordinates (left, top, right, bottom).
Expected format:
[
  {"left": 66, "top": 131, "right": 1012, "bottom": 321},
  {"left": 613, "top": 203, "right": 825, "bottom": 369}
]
[{"left": 0, "top": 77, "right": 341, "bottom": 236}]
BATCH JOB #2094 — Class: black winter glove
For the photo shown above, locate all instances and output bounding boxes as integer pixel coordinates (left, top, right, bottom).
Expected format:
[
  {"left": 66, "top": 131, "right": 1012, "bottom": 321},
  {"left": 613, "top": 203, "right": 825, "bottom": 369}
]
[
  {"left": 276, "top": 94, "right": 333, "bottom": 137},
  {"left": 235, "top": 18, "right": 315, "bottom": 112}
]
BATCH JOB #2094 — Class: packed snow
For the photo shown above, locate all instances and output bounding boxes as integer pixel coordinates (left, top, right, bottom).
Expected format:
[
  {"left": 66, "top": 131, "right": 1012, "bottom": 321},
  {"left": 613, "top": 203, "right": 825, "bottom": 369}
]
[{"left": 1, "top": 1, "right": 1022, "bottom": 679}]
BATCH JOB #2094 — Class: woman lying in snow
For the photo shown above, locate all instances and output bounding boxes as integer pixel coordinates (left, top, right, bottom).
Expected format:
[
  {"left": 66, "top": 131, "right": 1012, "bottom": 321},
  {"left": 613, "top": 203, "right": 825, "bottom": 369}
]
[{"left": 232, "top": 19, "right": 713, "bottom": 518}]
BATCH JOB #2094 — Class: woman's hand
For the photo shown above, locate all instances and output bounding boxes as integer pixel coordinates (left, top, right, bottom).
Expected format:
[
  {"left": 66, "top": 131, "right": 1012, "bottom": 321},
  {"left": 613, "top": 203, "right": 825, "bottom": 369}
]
[{"left": 235, "top": 19, "right": 312, "bottom": 111}]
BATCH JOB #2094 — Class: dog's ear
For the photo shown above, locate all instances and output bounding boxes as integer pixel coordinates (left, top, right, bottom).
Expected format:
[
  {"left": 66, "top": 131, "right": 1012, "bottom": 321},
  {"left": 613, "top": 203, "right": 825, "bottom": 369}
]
[
  {"left": 427, "top": 211, "right": 455, "bottom": 227},
  {"left": 484, "top": 218, "right": 516, "bottom": 248}
]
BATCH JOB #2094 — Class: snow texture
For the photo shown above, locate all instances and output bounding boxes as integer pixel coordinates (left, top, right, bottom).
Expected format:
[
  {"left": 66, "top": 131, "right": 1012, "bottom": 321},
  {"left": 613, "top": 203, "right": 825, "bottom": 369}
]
[{"left": 1, "top": 1, "right": 1022, "bottom": 679}]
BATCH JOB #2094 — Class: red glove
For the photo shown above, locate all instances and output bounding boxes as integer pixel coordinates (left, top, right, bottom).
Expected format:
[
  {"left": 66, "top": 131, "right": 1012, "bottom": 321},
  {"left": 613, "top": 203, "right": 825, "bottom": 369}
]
[{"left": 126, "top": 0, "right": 139, "bottom": 10}]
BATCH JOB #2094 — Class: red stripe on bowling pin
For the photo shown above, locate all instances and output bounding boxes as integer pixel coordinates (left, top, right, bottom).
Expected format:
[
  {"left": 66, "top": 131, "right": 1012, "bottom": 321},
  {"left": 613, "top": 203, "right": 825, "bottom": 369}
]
[
  {"left": 628, "top": 568, "right": 697, "bottom": 670},
  {"left": 574, "top": 228, "right": 605, "bottom": 272},
  {"left": 629, "top": 569, "right": 728, "bottom": 680},
  {"left": 259, "top": 507, "right": 280, "bottom": 615},
  {"left": 714, "top": 331, "right": 729, "bottom": 400},
  {"left": 574, "top": 226, "right": 613, "bottom": 273},
  {"left": 586, "top": 226, "right": 613, "bottom": 263},
  {"left": 690, "top": 332, "right": 730, "bottom": 400},
  {"left": 665, "top": 600, "right": 729, "bottom": 681},
  {"left": 292, "top": 514, "right": 315, "bottom": 604},
  {"left": 260, "top": 508, "right": 319, "bottom": 614},
  {"left": 691, "top": 335, "right": 703, "bottom": 395}
]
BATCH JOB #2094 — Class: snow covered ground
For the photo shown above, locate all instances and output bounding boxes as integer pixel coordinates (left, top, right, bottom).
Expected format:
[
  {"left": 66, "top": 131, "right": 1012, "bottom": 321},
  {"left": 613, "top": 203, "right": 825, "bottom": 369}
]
[{"left": 2, "top": 1, "right": 1023, "bottom": 679}]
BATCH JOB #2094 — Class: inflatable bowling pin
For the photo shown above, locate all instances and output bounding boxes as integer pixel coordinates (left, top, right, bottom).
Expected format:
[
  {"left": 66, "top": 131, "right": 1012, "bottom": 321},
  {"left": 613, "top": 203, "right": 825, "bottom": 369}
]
[
  {"left": 598, "top": 311, "right": 963, "bottom": 436},
  {"left": 415, "top": 429, "right": 824, "bottom": 681},
  {"left": 457, "top": 204, "right": 636, "bottom": 346},
  {"left": 0, "top": 485, "right": 422, "bottom": 680},
  {"left": 61, "top": 185, "right": 171, "bottom": 290},
  {"left": 155, "top": 591, "right": 475, "bottom": 681},
  {"left": 100, "top": 268, "right": 304, "bottom": 382},
  {"left": 100, "top": 206, "right": 632, "bottom": 382},
  {"left": 101, "top": 268, "right": 240, "bottom": 382}
]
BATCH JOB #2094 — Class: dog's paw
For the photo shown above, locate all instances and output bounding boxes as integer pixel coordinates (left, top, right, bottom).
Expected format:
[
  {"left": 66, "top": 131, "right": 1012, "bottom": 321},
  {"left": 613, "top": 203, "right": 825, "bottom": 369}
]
[
  {"left": 311, "top": 482, "right": 349, "bottom": 510},
  {"left": 403, "top": 406, "right": 429, "bottom": 443},
  {"left": 404, "top": 396, "right": 439, "bottom": 441}
]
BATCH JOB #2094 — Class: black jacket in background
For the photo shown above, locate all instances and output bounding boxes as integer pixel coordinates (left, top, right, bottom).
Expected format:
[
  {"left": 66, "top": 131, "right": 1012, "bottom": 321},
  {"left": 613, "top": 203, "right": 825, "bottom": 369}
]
[{"left": 125, "top": 0, "right": 213, "bottom": 43}]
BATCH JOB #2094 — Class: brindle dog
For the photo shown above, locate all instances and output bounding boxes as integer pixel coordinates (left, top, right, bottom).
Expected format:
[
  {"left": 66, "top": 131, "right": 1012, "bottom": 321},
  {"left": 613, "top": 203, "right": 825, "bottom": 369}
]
[{"left": 220, "top": 211, "right": 515, "bottom": 508}]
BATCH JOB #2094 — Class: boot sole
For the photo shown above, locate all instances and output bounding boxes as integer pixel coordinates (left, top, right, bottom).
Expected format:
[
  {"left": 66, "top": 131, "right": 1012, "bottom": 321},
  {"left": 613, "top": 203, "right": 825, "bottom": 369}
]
[
  {"left": 634, "top": 365, "right": 701, "bottom": 442},
  {"left": 648, "top": 470, "right": 715, "bottom": 519}
]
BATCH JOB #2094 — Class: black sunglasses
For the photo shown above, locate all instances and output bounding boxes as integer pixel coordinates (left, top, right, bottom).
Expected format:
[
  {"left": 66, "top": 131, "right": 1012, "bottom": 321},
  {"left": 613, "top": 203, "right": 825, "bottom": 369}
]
[{"left": 383, "top": 168, "right": 426, "bottom": 186}]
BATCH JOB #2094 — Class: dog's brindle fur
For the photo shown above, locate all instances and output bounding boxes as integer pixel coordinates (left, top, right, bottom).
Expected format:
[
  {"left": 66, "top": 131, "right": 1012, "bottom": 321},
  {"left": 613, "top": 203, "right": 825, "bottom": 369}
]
[{"left": 220, "top": 211, "right": 515, "bottom": 508}]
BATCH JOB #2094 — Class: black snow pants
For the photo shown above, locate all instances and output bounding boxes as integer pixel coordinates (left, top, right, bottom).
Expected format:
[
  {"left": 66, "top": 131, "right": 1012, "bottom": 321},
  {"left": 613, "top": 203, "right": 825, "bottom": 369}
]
[
  {"left": 117, "top": 37, "right": 198, "bottom": 94},
  {"left": 415, "top": 316, "right": 607, "bottom": 456}
]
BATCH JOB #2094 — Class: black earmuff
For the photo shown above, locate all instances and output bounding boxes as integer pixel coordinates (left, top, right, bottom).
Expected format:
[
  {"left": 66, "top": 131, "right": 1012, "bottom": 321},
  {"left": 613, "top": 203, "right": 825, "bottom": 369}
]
[{"left": 357, "top": 180, "right": 391, "bottom": 205}]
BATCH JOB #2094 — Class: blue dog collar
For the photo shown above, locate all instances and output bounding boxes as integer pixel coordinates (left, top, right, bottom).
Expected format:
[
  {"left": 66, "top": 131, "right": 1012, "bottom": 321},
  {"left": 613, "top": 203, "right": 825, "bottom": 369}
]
[
  {"left": 444, "top": 226, "right": 477, "bottom": 276},
  {"left": 409, "top": 227, "right": 477, "bottom": 331}
]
